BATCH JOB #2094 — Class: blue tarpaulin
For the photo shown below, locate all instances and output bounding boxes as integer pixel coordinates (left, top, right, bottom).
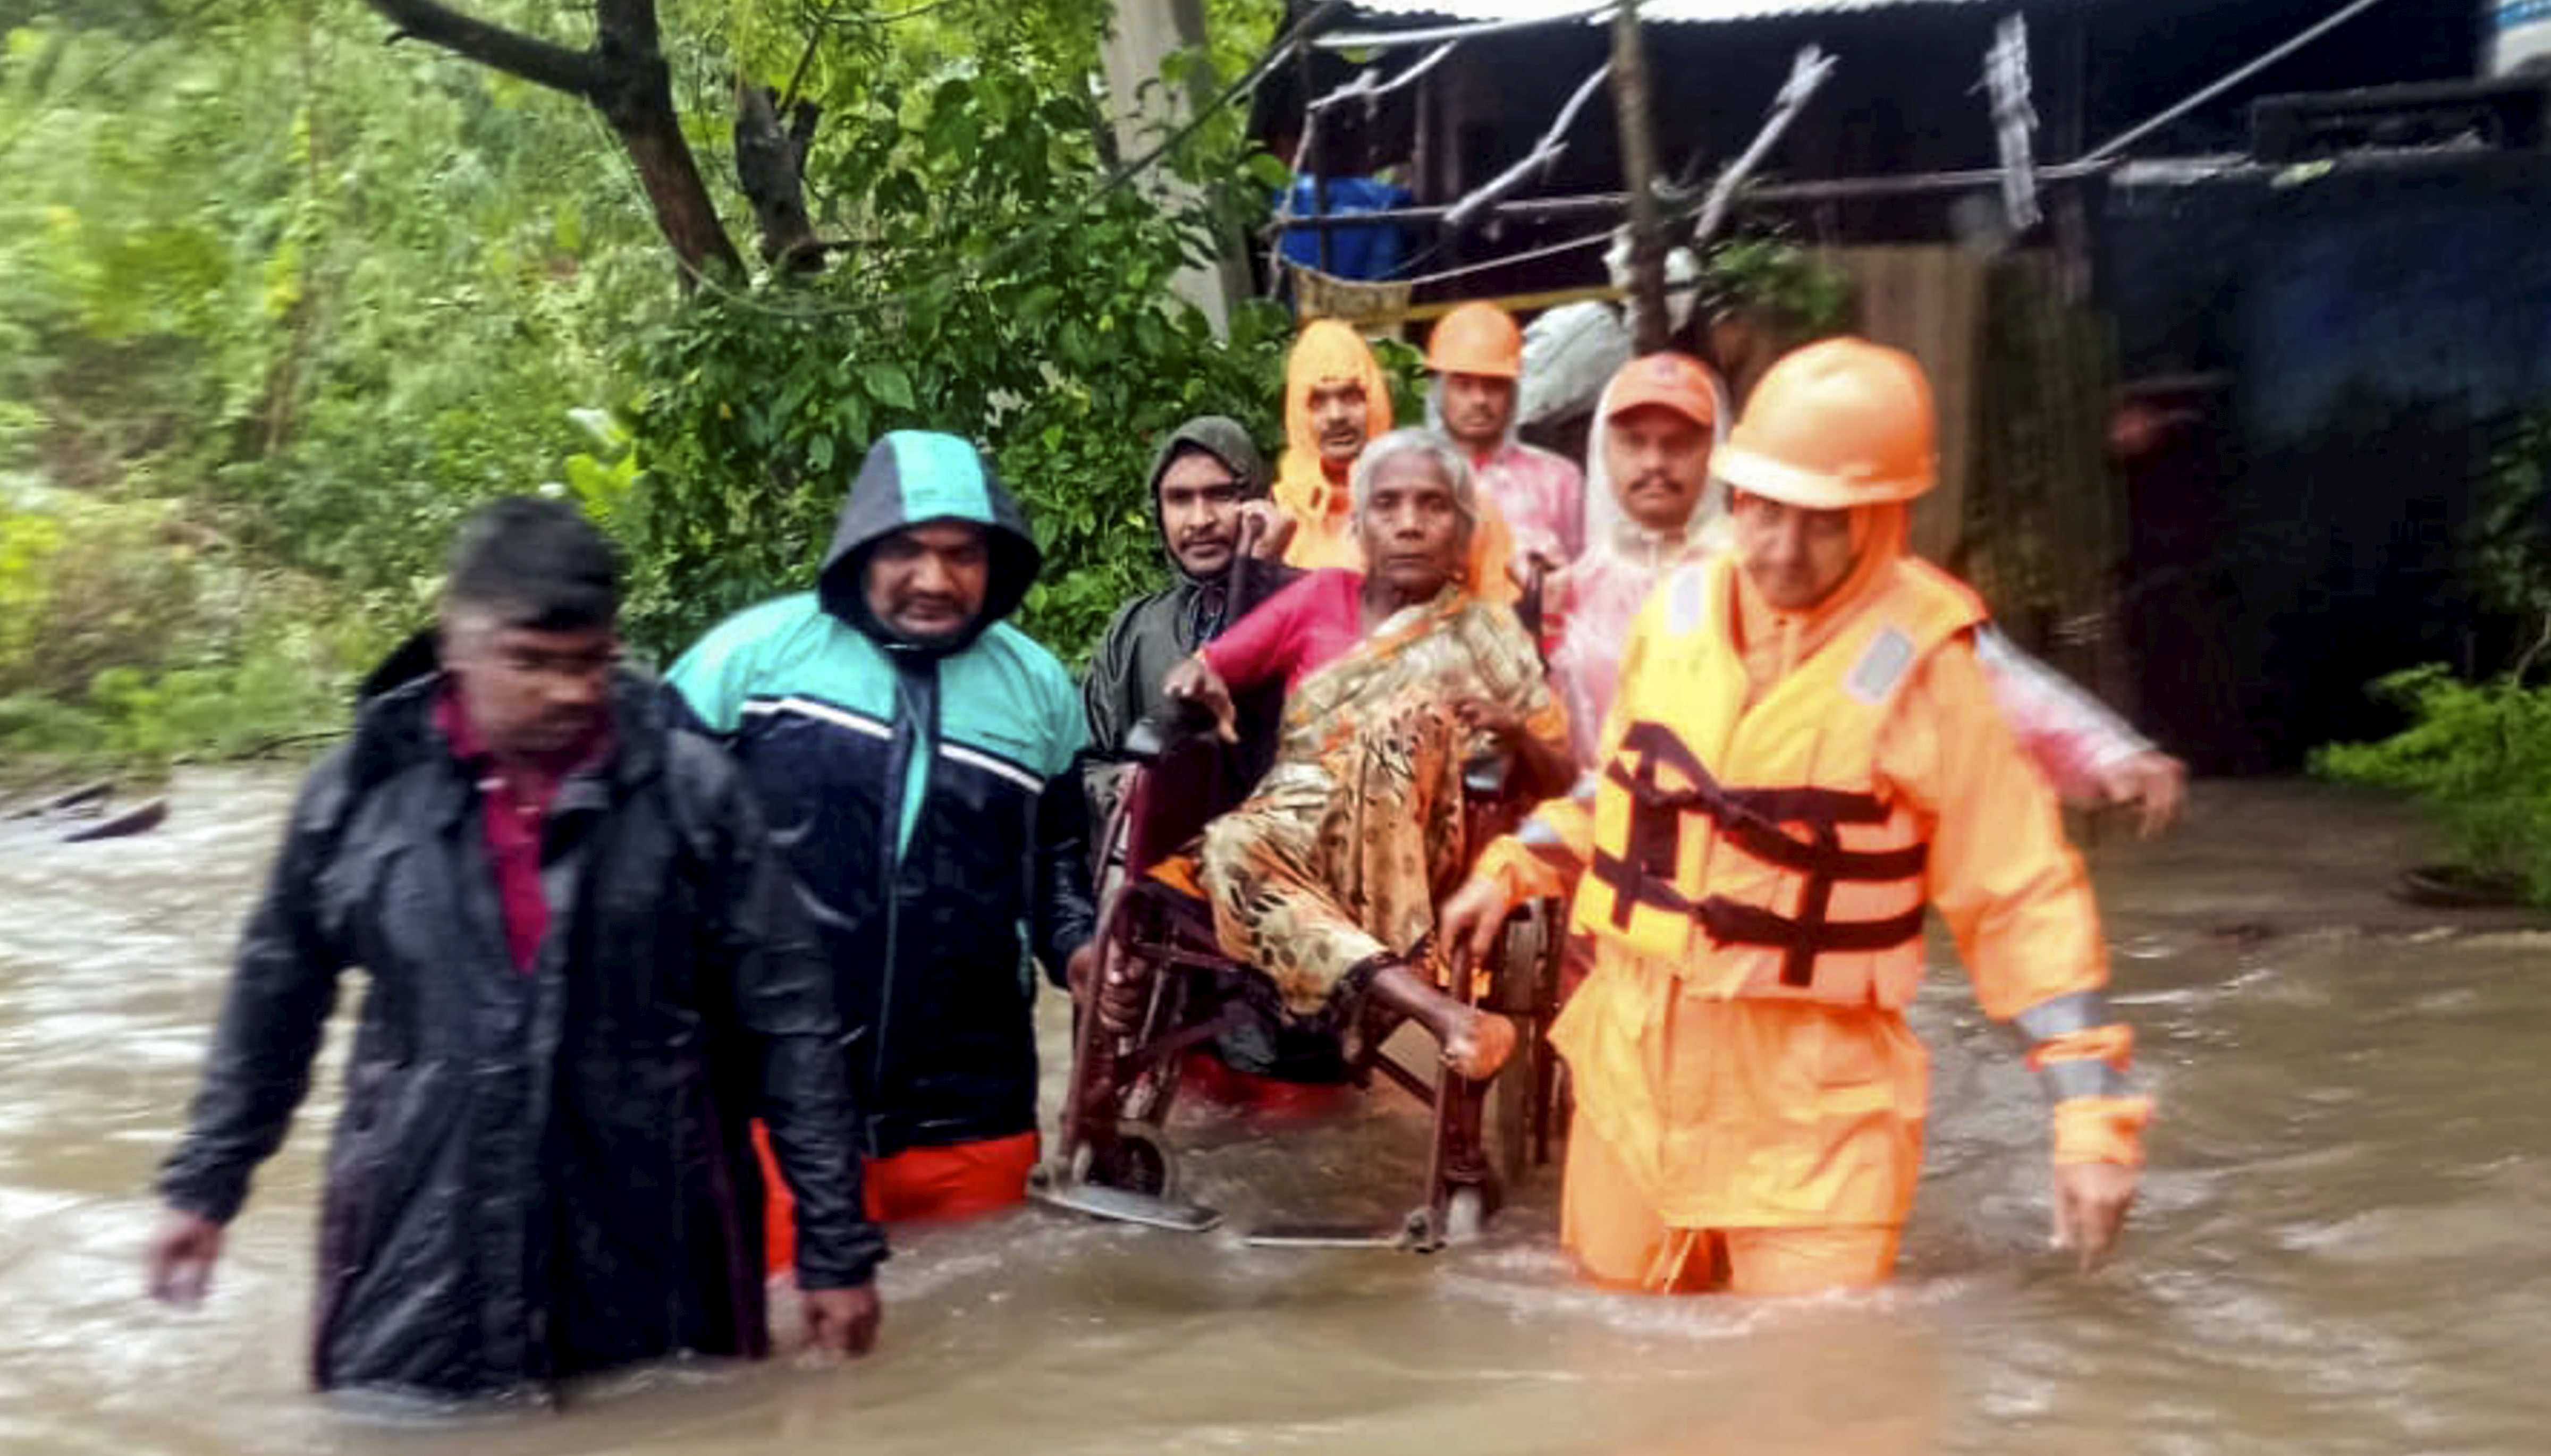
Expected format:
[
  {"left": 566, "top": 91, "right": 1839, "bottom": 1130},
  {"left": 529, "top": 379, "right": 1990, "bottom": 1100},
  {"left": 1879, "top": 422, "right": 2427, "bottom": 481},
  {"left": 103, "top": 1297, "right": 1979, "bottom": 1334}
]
[{"left": 1277, "top": 175, "right": 1416, "bottom": 281}]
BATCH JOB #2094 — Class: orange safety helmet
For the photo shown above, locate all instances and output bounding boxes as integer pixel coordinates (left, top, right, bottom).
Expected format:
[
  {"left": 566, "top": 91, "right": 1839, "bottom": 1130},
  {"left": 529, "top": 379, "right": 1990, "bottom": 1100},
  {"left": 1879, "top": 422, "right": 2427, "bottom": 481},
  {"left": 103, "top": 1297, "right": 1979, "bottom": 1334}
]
[
  {"left": 1713, "top": 337, "right": 1937, "bottom": 510},
  {"left": 1425, "top": 301, "right": 1524, "bottom": 379}
]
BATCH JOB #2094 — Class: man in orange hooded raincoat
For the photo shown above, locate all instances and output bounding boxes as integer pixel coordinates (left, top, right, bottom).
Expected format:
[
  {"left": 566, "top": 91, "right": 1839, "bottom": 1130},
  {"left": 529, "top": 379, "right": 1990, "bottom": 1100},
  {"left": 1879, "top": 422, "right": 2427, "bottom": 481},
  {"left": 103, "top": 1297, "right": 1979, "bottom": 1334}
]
[
  {"left": 1442, "top": 338, "right": 2150, "bottom": 1296},
  {"left": 1269, "top": 317, "right": 1520, "bottom": 603}
]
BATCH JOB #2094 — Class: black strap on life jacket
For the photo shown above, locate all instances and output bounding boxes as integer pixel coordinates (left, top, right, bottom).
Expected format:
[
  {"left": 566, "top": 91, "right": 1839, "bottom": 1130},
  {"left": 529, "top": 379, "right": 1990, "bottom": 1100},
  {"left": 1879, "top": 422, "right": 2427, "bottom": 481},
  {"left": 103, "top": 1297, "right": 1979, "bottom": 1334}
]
[{"left": 1589, "top": 721, "right": 1928, "bottom": 987}]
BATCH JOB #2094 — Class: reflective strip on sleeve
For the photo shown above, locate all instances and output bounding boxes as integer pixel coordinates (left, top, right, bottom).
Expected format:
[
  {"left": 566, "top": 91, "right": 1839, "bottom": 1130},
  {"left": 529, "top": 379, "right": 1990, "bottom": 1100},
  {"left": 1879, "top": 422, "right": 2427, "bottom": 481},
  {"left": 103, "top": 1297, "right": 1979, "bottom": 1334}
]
[
  {"left": 2014, "top": 989, "right": 2111, "bottom": 1043},
  {"left": 942, "top": 742, "right": 1045, "bottom": 794},
  {"left": 2038, "top": 1058, "right": 2135, "bottom": 1103},
  {"left": 1518, "top": 817, "right": 1565, "bottom": 846}
]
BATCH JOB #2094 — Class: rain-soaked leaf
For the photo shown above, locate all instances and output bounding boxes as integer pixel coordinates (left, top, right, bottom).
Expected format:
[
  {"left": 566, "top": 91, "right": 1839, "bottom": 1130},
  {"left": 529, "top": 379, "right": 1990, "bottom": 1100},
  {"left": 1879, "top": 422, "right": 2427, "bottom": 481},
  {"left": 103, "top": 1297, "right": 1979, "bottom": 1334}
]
[{"left": 861, "top": 361, "right": 916, "bottom": 411}]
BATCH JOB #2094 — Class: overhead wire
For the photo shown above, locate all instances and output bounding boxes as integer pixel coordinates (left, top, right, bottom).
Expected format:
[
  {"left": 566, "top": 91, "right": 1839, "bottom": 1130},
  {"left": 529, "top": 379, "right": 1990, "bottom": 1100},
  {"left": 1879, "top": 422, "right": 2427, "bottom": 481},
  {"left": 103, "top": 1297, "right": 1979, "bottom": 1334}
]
[{"left": 2081, "top": 0, "right": 2401, "bottom": 162}]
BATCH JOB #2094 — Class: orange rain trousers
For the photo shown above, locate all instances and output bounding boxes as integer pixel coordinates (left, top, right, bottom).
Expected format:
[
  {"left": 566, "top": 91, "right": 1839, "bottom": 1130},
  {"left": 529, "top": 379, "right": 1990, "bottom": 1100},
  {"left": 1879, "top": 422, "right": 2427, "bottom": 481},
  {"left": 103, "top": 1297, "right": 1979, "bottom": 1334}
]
[
  {"left": 753, "top": 1124, "right": 1038, "bottom": 1276},
  {"left": 1561, "top": 1114, "right": 1900, "bottom": 1295}
]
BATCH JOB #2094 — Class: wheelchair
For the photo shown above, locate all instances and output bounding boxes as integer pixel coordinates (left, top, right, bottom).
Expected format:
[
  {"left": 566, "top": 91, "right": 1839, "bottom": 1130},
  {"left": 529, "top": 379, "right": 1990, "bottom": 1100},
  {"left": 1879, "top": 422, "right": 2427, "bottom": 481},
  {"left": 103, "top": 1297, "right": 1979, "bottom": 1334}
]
[{"left": 1038, "top": 709, "right": 1565, "bottom": 1251}]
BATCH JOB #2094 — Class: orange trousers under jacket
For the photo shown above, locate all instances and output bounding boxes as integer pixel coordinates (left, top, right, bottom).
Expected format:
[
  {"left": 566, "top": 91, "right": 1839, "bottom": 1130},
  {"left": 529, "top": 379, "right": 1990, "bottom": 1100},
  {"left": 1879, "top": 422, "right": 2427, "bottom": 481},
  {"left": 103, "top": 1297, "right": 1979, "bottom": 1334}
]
[
  {"left": 1561, "top": 1120, "right": 1902, "bottom": 1296},
  {"left": 752, "top": 1123, "right": 1038, "bottom": 1276}
]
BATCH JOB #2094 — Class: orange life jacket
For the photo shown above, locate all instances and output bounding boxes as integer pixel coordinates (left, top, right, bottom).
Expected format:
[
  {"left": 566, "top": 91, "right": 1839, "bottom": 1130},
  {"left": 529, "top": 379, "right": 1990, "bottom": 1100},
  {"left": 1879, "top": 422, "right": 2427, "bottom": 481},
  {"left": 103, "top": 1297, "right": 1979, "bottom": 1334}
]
[{"left": 1570, "top": 552, "right": 1986, "bottom": 1007}]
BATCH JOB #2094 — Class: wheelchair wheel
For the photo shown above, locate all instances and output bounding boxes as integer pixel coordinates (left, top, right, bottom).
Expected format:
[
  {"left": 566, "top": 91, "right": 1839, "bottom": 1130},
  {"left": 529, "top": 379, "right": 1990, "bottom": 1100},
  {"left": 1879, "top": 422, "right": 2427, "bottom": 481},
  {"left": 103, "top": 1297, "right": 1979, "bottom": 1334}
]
[
  {"left": 1076, "top": 1127, "right": 1177, "bottom": 1200},
  {"left": 1485, "top": 903, "right": 1555, "bottom": 1188}
]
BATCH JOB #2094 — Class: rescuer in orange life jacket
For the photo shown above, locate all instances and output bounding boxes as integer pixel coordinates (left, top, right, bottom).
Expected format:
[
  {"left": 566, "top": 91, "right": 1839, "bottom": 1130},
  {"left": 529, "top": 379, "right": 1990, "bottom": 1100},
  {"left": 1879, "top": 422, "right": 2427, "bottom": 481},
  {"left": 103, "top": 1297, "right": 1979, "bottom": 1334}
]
[{"left": 1440, "top": 337, "right": 2150, "bottom": 1296}]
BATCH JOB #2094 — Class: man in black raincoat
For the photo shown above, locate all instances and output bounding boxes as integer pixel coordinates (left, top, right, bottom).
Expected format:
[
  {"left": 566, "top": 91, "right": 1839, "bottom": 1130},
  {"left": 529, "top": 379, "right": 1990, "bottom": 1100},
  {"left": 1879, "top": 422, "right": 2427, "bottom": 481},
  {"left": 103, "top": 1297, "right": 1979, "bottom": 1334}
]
[{"left": 147, "top": 498, "right": 883, "bottom": 1398}]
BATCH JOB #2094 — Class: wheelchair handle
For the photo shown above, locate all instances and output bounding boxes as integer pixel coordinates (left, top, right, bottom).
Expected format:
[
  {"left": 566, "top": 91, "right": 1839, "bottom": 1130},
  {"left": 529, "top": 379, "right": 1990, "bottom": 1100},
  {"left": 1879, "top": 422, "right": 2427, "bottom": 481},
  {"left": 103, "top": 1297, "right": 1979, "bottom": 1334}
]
[
  {"left": 1123, "top": 702, "right": 1221, "bottom": 763},
  {"left": 1515, "top": 559, "right": 1548, "bottom": 647}
]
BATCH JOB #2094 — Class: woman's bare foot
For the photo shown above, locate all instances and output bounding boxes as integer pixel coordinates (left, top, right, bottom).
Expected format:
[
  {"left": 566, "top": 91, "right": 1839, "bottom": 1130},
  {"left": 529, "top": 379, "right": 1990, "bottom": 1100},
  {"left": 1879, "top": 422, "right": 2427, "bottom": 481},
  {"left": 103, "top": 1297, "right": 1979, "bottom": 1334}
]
[{"left": 1441, "top": 1008, "right": 1518, "bottom": 1081}]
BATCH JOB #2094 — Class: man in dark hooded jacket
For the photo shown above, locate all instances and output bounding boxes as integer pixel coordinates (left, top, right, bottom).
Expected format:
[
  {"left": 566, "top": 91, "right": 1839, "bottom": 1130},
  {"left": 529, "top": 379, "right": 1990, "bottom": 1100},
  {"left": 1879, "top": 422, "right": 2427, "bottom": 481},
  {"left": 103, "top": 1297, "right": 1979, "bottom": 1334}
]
[
  {"left": 668, "top": 431, "right": 1095, "bottom": 1224},
  {"left": 1081, "top": 415, "right": 1295, "bottom": 778},
  {"left": 1077, "top": 416, "right": 1354, "bottom": 1095},
  {"left": 147, "top": 497, "right": 883, "bottom": 1399}
]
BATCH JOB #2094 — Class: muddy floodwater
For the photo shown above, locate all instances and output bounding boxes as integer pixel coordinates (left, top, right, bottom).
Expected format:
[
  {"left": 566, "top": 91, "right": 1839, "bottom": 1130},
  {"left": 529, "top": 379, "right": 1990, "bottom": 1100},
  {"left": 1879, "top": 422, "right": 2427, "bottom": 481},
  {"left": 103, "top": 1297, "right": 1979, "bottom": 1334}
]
[{"left": 4, "top": 771, "right": 2549, "bottom": 1455}]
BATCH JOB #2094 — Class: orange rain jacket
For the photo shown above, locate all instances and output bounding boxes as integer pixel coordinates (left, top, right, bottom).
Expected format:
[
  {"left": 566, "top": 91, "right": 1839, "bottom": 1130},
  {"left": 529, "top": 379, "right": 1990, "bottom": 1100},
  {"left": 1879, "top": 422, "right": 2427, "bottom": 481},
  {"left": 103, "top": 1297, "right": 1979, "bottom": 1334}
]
[
  {"left": 1271, "top": 319, "right": 1519, "bottom": 603},
  {"left": 1475, "top": 533, "right": 2149, "bottom": 1233}
]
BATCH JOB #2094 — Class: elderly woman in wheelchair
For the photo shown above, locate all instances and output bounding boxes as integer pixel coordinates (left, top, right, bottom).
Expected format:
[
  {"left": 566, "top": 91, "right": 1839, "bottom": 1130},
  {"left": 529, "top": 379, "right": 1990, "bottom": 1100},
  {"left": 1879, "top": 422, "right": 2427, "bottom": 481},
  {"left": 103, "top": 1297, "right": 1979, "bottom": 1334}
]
[{"left": 1052, "top": 430, "right": 1573, "bottom": 1239}]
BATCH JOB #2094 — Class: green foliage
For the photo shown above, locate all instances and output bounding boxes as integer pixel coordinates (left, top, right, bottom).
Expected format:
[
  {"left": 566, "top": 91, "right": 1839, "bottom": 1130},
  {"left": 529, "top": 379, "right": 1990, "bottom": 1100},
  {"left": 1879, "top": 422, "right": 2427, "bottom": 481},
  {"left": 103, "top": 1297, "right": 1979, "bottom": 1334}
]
[
  {"left": 1, "top": 0, "right": 1297, "bottom": 771},
  {"left": 0, "top": 484, "right": 202, "bottom": 701},
  {"left": 623, "top": 50, "right": 1291, "bottom": 663},
  {"left": 2311, "top": 411, "right": 2551, "bottom": 905},
  {"left": 0, "top": 484, "right": 393, "bottom": 773},
  {"left": 0, "top": 5, "right": 664, "bottom": 767},
  {"left": 1698, "top": 235, "right": 1855, "bottom": 338},
  {"left": 2465, "top": 410, "right": 2551, "bottom": 622},
  {"left": 2311, "top": 666, "right": 2551, "bottom": 904},
  {"left": 4, "top": 4, "right": 670, "bottom": 575},
  {"left": 1368, "top": 334, "right": 1430, "bottom": 433}
]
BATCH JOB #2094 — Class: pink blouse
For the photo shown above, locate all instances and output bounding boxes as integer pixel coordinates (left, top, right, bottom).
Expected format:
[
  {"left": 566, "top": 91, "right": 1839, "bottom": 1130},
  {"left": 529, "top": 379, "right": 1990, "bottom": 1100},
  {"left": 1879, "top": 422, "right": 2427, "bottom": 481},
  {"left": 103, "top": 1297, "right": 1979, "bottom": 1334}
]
[{"left": 1201, "top": 569, "right": 1366, "bottom": 692}]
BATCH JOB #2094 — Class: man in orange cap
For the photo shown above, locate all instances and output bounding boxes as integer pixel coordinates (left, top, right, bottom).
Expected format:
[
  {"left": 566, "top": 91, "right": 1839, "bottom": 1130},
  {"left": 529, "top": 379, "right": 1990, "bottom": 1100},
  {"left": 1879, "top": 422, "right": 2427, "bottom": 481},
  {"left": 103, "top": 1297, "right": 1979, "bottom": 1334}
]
[
  {"left": 1269, "top": 317, "right": 1521, "bottom": 604},
  {"left": 1547, "top": 351, "right": 1727, "bottom": 764},
  {"left": 1445, "top": 338, "right": 2151, "bottom": 1296},
  {"left": 1426, "top": 301, "right": 1586, "bottom": 574},
  {"left": 1554, "top": 351, "right": 2186, "bottom": 827}
]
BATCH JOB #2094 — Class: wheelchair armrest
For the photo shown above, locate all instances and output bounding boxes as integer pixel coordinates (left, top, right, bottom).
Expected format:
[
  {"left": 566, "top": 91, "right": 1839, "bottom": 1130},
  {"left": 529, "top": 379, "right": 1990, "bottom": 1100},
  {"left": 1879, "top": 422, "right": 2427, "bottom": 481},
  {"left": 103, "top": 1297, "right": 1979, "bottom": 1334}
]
[{"left": 1123, "top": 706, "right": 1218, "bottom": 763}]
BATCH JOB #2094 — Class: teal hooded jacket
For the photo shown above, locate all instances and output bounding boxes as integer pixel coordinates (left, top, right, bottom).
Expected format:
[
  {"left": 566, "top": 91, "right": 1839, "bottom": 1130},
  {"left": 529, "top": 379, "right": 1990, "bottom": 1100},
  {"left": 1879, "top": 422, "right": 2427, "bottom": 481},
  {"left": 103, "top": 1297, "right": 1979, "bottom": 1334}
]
[{"left": 669, "top": 431, "right": 1092, "bottom": 1158}]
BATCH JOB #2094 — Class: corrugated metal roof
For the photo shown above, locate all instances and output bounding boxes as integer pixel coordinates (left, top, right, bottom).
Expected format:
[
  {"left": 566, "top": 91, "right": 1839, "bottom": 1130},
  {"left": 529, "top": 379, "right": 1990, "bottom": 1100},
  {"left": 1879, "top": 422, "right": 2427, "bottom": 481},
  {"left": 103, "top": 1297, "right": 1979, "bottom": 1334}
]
[
  {"left": 1313, "top": 1, "right": 2004, "bottom": 49},
  {"left": 1340, "top": 0, "right": 1998, "bottom": 24}
]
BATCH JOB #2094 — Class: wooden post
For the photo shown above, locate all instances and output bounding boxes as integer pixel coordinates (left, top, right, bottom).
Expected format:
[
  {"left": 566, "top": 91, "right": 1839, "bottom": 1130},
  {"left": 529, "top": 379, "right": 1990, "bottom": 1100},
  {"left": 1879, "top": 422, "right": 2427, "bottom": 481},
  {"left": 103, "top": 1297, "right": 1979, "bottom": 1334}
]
[{"left": 1610, "top": 0, "right": 1670, "bottom": 352}]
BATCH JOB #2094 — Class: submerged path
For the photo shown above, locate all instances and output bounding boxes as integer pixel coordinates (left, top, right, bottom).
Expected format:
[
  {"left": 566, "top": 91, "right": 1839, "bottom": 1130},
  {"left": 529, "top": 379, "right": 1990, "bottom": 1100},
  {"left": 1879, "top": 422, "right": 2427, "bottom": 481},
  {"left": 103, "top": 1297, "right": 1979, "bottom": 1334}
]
[{"left": 3, "top": 772, "right": 2547, "bottom": 1454}]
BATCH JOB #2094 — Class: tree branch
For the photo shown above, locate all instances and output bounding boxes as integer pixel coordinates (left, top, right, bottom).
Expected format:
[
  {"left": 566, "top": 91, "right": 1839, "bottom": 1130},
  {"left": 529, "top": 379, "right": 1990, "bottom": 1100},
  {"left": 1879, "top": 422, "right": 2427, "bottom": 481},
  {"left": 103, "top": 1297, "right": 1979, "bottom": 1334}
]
[
  {"left": 595, "top": 0, "right": 666, "bottom": 56},
  {"left": 735, "top": 82, "right": 822, "bottom": 270},
  {"left": 777, "top": 26, "right": 824, "bottom": 113},
  {"left": 364, "top": 0, "right": 608, "bottom": 98}
]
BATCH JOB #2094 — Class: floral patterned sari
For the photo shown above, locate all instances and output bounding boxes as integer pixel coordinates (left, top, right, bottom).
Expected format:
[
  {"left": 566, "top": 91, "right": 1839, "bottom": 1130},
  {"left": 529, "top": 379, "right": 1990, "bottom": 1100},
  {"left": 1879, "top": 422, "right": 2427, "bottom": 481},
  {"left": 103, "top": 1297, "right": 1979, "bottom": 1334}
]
[{"left": 1198, "top": 585, "right": 1566, "bottom": 1022}]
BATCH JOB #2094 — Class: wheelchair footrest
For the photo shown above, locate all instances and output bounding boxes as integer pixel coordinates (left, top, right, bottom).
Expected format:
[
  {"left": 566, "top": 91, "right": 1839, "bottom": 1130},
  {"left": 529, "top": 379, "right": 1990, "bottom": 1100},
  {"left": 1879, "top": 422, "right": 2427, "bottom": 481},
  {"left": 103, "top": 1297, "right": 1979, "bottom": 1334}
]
[
  {"left": 1031, "top": 1177, "right": 1223, "bottom": 1233},
  {"left": 1240, "top": 1220, "right": 1417, "bottom": 1251}
]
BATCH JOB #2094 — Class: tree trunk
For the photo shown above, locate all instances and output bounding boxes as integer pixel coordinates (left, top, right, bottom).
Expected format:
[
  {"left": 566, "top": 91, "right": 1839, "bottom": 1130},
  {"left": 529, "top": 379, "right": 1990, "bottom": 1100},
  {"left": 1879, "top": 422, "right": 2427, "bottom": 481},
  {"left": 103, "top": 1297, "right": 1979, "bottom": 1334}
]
[
  {"left": 1610, "top": 0, "right": 1670, "bottom": 353},
  {"left": 1099, "top": 0, "right": 1238, "bottom": 334},
  {"left": 612, "top": 103, "right": 749, "bottom": 282},
  {"left": 364, "top": 0, "right": 744, "bottom": 283},
  {"left": 734, "top": 84, "right": 822, "bottom": 272}
]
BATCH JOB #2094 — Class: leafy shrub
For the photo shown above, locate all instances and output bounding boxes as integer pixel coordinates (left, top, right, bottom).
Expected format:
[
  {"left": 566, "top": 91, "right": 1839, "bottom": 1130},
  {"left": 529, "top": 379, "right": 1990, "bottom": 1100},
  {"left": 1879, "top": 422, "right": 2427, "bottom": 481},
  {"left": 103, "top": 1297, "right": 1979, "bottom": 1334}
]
[
  {"left": 2311, "top": 410, "right": 2551, "bottom": 904},
  {"left": 622, "top": 62, "right": 1293, "bottom": 665},
  {"left": 0, "top": 484, "right": 204, "bottom": 700},
  {"left": 1699, "top": 234, "right": 1856, "bottom": 338},
  {"left": 2312, "top": 666, "right": 2551, "bottom": 903},
  {"left": 0, "top": 482, "right": 396, "bottom": 773}
]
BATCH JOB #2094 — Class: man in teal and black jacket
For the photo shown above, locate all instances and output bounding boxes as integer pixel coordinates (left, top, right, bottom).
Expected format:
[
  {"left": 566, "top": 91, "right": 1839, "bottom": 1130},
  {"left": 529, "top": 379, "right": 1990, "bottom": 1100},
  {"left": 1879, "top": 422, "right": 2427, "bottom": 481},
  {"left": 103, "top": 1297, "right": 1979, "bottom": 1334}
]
[{"left": 670, "top": 431, "right": 1095, "bottom": 1223}]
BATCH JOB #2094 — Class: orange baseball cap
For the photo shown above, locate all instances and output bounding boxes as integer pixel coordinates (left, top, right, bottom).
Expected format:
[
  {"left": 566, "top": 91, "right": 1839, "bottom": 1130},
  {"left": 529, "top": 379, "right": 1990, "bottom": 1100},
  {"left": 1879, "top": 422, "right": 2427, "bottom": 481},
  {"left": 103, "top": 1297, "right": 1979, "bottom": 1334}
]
[{"left": 1603, "top": 352, "right": 1719, "bottom": 429}]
